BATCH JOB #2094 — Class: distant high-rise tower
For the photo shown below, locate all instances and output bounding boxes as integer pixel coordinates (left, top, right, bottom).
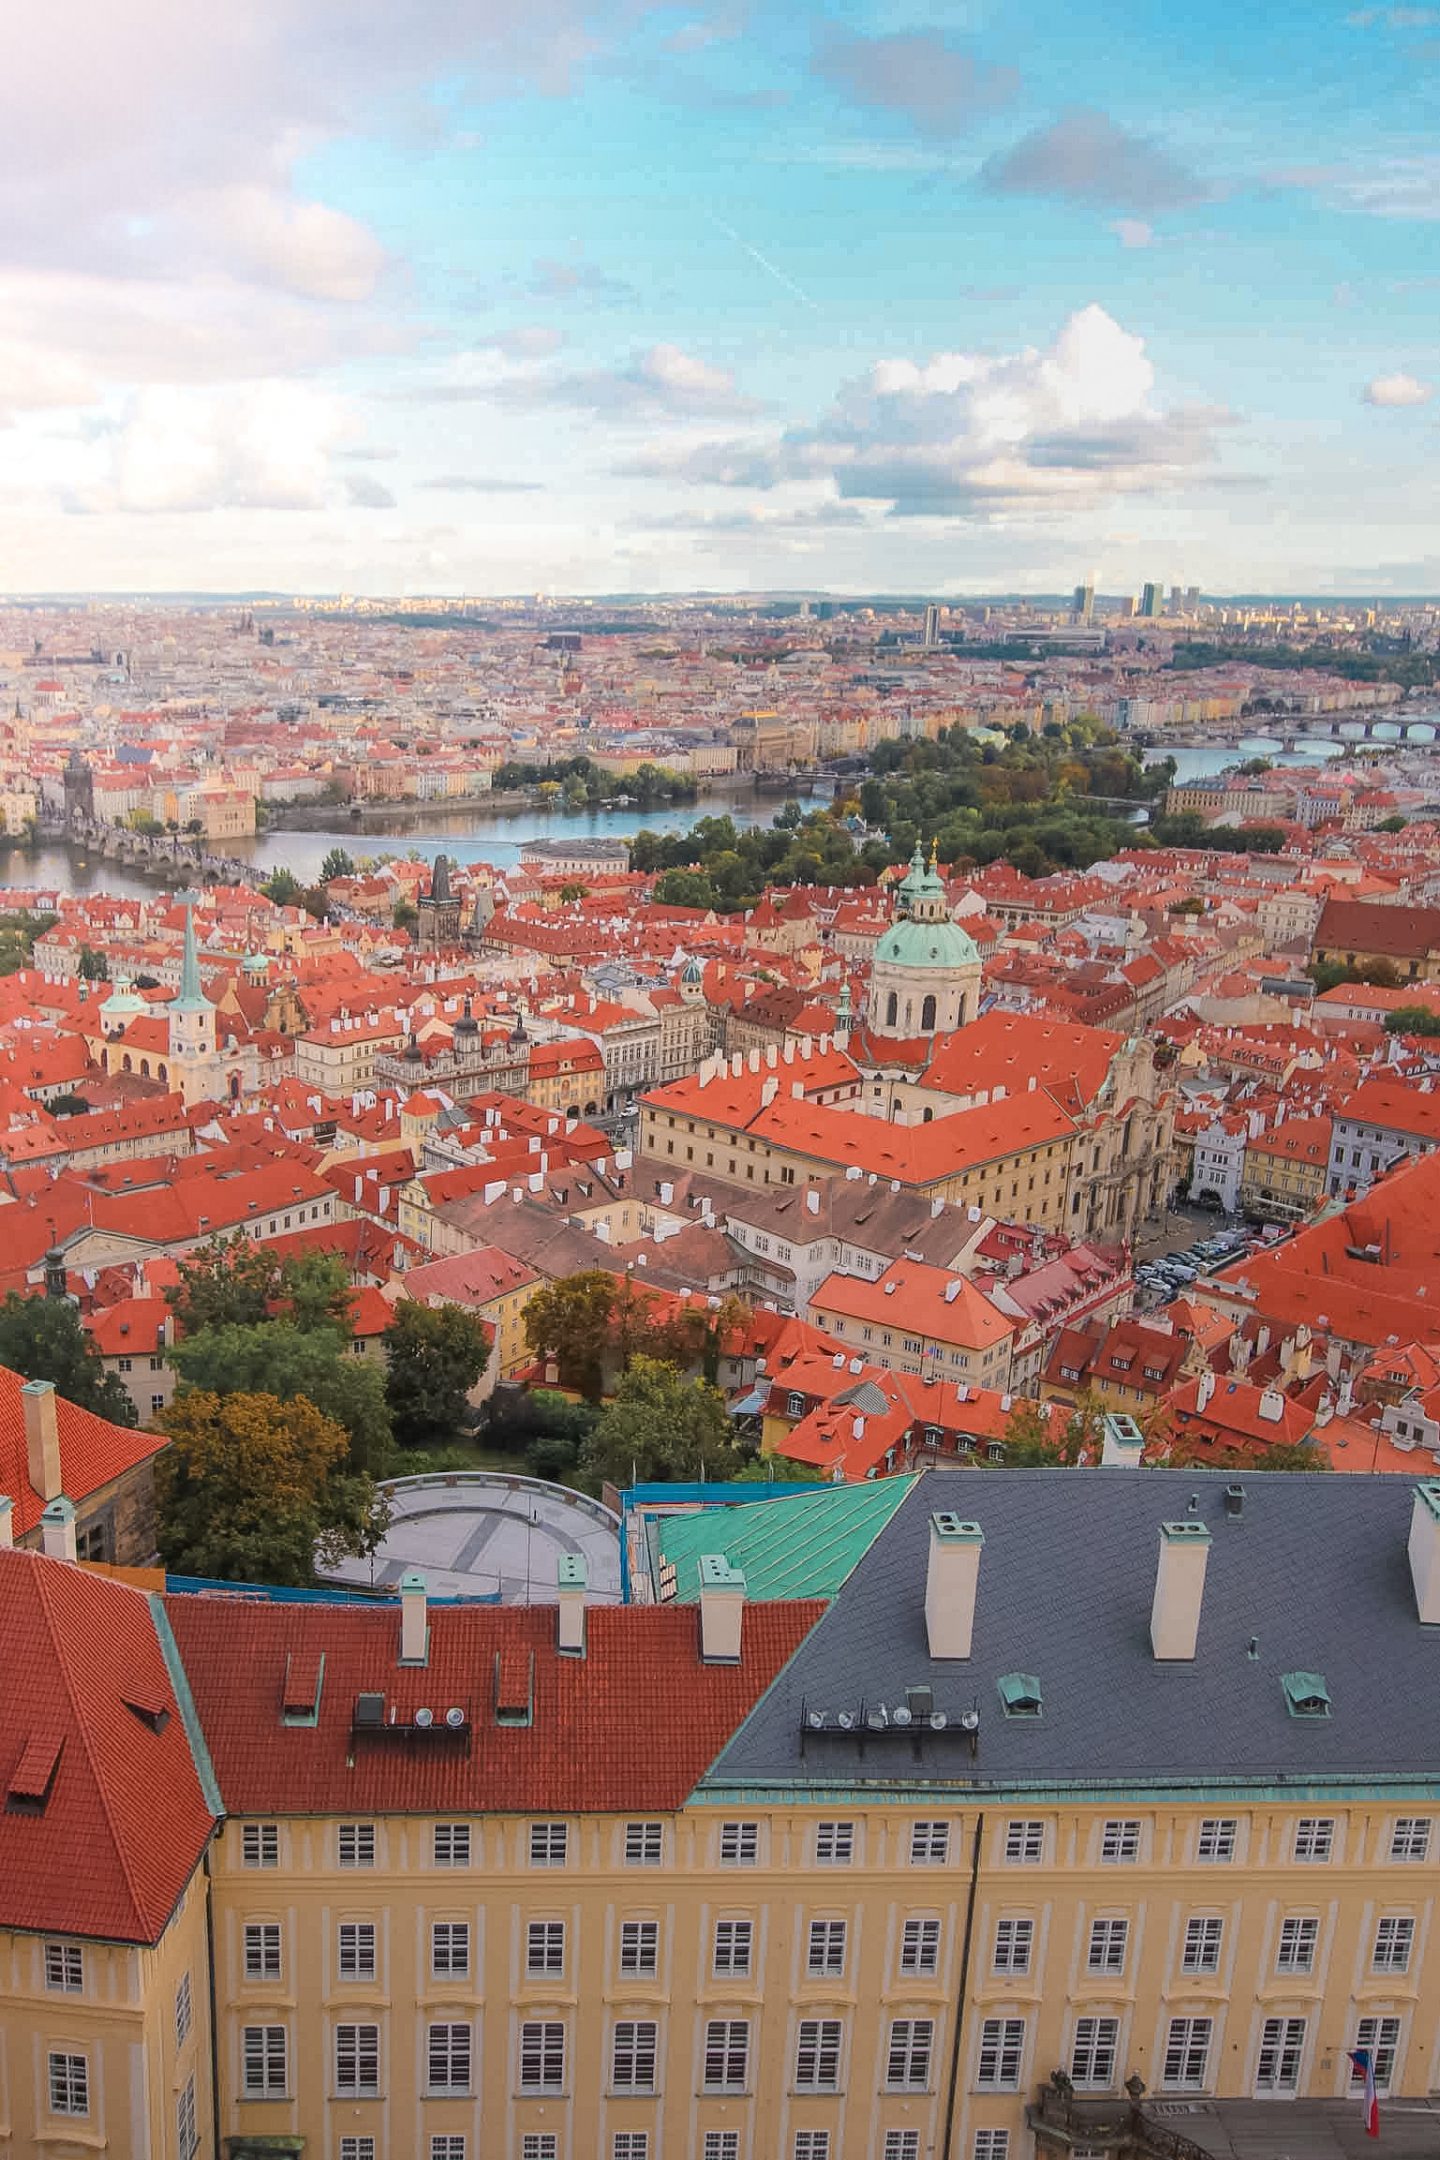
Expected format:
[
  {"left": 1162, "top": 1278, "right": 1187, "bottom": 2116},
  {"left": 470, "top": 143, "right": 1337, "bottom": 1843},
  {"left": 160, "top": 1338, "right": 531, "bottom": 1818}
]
[
  {"left": 922, "top": 604, "right": 941, "bottom": 649},
  {"left": 1140, "top": 582, "right": 1161, "bottom": 619},
  {"left": 1072, "top": 582, "right": 1095, "bottom": 623},
  {"left": 1184, "top": 585, "right": 1201, "bottom": 611}
]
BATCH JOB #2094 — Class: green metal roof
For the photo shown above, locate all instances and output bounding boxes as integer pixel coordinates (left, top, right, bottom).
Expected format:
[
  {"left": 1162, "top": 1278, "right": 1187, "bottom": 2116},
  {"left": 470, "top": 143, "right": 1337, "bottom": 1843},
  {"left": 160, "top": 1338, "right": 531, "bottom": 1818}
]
[{"left": 654, "top": 1476, "right": 918, "bottom": 1604}]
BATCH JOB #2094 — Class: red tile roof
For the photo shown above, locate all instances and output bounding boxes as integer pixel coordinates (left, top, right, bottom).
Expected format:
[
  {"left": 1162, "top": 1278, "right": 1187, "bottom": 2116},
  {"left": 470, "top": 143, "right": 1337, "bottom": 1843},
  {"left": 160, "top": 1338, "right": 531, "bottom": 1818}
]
[
  {"left": 0, "top": 1552, "right": 215, "bottom": 1941},
  {"left": 167, "top": 1596, "right": 822, "bottom": 1815},
  {"left": 0, "top": 1363, "right": 167, "bottom": 1538}
]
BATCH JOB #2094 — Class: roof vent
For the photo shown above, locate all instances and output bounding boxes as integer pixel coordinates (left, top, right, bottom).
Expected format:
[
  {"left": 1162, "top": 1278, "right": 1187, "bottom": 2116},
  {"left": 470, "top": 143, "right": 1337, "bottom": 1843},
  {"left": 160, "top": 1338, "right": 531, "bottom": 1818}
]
[
  {"left": 996, "top": 1672, "right": 1042, "bottom": 1718},
  {"left": 1282, "top": 1670, "right": 1331, "bottom": 1719}
]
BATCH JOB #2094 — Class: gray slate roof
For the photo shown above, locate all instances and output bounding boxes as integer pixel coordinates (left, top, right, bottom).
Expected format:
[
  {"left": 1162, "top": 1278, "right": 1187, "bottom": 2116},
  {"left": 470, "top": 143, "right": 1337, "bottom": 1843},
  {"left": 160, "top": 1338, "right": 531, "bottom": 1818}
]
[{"left": 708, "top": 1467, "right": 1440, "bottom": 1795}]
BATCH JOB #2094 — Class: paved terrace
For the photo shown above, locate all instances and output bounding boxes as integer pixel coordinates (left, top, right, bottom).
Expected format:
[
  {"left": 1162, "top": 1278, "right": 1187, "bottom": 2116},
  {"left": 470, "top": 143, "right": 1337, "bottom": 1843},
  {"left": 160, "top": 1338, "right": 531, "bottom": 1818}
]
[{"left": 323, "top": 1473, "right": 622, "bottom": 1604}]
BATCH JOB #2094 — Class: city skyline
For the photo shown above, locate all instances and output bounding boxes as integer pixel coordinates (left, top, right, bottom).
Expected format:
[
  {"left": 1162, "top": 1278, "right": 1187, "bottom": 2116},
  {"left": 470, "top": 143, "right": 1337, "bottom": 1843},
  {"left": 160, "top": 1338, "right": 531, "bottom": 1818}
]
[{"left": 2, "top": 2, "right": 1439, "bottom": 596}]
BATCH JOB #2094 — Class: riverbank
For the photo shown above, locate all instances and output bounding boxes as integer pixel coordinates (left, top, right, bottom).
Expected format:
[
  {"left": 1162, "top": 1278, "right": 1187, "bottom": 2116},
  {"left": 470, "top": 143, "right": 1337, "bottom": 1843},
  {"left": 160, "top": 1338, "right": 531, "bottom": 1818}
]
[{"left": 259, "top": 777, "right": 742, "bottom": 834}]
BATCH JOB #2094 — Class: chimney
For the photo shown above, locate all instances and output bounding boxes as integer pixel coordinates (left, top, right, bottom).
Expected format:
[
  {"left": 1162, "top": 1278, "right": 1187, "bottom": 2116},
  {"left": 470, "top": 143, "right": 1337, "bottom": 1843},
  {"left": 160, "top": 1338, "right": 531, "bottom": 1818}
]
[
  {"left": 41, "top": 1495, "right": 77, "bottom": 1563},
  {"left": 23, "top": 1380, "right": 61, "bottom": 1502},
  {"left": 0, "top": 1494, "right": 12, "bottom": 1549},
  {"left": 1406, "top": 1482, "right": 1440, "bottom": 1623},
  {"left": 1150, "top": 1521, "right": 1211, "bottom": 1661},
  {"left": 697, "top": 1554, "right": 745, "bottom": 1663},
  {"left": 556, "top": 1553, "right": 587, "bottom": 1656},
  {"left": 399, "top": 1569, "right": 428, "bottom": 1664},
  {"left": 1100, "top": 1412, "right": 1144, "bottom": 1467},
  {"left": 924, "top": 1512, "right": 984, "bottom": 1660}
]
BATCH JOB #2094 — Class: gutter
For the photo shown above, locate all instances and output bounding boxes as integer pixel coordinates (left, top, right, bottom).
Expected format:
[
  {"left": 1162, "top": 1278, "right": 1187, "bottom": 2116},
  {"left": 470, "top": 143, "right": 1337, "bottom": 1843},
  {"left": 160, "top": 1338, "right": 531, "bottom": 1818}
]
[{"left": 942, "top": 1807, "right": 984, "bottom": 2160}]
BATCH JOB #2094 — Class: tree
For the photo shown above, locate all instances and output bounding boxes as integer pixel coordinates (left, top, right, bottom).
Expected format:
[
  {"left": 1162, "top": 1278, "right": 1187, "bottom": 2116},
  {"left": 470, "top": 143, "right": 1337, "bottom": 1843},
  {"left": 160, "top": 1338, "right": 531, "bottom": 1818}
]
[
  {"left": 320, "top": 847, "right": 355, "bottom": 882},
  {"left": 1377, "top": 814, "right": 1407, "bottom": 833},
  {"left": 393, "top": 899, "right": 418, "bottom": 934},
  {"left": 169, "top": 1321, "right": 392, "bottom": 1474},
  {"left": 1386, "top": 1006, "right": 1440, "bottom": 1037},
  {"left": 167, "top": 1235, "right": 285, "bottom": 1332},
  {"left": 558, "top": 881, "right": 589, "bottom": 905},
  {"left": 383, "top": 1300, "right": 491, "bottom": 1450},
  {"left": 47, "top": 1093, "right": 91, "bottom": 1117},
  {"left": 1000, "top": 1399, "right": 1059, "bottom": 1464},
  {"left": 580, "top": 1358, "right": 739, "bottom": 1487},
  {"left": 77, "top": 944, "right": 109, "bottom": 981},
  {"left": 156, "top": 1389, "right": 389, "bottom": 1585},
  {"left": 0, "top": 1292, "right": 138, "bottom": 1425},
  {"left": 261, "top": 867, "right": 302, "bottom": 906},
  {"left": 523, "top": 1271, "right": 623, "bottom": 1401}
]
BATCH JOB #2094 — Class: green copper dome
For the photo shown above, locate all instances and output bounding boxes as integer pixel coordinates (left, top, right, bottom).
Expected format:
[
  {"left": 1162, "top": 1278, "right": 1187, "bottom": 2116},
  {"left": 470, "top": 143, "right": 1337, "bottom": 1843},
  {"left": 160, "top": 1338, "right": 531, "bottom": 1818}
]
[{"left": 873, "top": 915, "right": 980, "bottom": 971}]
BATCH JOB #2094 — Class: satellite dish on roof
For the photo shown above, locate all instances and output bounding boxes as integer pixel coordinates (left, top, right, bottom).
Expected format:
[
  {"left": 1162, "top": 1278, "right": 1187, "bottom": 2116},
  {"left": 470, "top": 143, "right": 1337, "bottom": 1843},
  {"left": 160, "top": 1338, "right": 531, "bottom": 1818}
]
[
  {"left": 414, "top": 1707, "right": 434, "bottom": 1728},
  {"left": 445, "top": 1707, "right": 466, "bottom": 1728}
]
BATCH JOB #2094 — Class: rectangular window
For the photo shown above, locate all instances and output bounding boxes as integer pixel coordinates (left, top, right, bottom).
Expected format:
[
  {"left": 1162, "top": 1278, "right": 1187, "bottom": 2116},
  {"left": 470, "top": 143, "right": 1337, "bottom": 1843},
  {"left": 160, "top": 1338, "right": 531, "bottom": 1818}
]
[
  {"left": 336, "top": 2023, "right": 381, "bottom": 2095},
  {"left": 886, "top": 2137, "right": 922, "bottom": 2160},
  {"left": 795, "top": 2017, "right": 844, "bottom": 2090},
  {"left": 911, "top": 1820, "right": 950, "bottom": 1863},
  {"left": 993, "top": 1917, "right": 1033, "bottom": 1973},
  {"left": 1294, "top": 1816, "right": 1334, "bottom": 1861},
  {"left": 1276, "top": 1916, "right": 1317, "bottom": 1973},
  {"left": 242, "top": 2026, "right": 288, "bottom": 2095},
  {"left": 713, "top": 1918, "right": 752, "bottom": 1977},
  {"left": 703, "top": 2019, "right": 750, "bottom": 2091},
  {"left": 175, "top": 1970, "right": 193, "bottom": 2045},
  {"left": 612, "top": 2020, "right": 658, "bottom": 2092},
  {"left": 242, "top": 1822, "right": 279, "bottom": 1868},
  {"left": 973, "top": 2138, "right": 1009, "bottom": 2160},
  {"left": 1374, "top": 1916, "right": 1415, "bottom": 1973},
  {"left": 975, "top": 2018, "right": 1023, "bottom": 2090},
  {"left": 527, "top": 1921, "right": 565, "bottom": 1976},
  {"left": 718, "top": 1820, "right": 758, "bottom": 1865},
  {"left": 624, "top": 1820, "right": 663, "bottom": 1865},
  {"left": 1354, "top": 2016, "right": 1401, "bottom": 2093},
  {"left": 1391, "top": 1817, "right": 1431, "bottom": 1862},
  {"left": 432, "top": 2140, "right": 466, "bottom": 2160},
  {"left": 432, "top": 1921, "right": 470, "bottom": 1979},
  {"left": 244, "top": 1922, "right": 281, "bottom": 1980},
  {"left": 519, "top": 2021, "right": 566, "bottom": 2091},
  {"left": 815, "top": 1820, "right": 854, "bottom": 1864},
  {"left": 48, "top": 2052, "right": 89, "bottom": 2116},
  {"left": 1003, "top": 1820, "right": 1043, "bottom": 1863},
  {"left": 1071, "top": 2017, "right": 1120, "bottom": 2089},
  {"left": 609, "top": 1916, "right": 656, "bottom": 1977},
  {"left": 1182, "top": 1917, "right": 1223, "bottom": 1975},
  {"left": 1161, "top": 2017, "right": 1212, "bottom": 2091},
  {"left": 434, "top": 1822, "right": 471, "bottom": 1866},
  {"left": 794, "top": 2136, "right": 831, "bottom": 2160},
  {"left": 427, "top": 2021, "right": 471, "bottom": 2091},
  {"left": 341, "top": 2142, "right": 376, "bottom": 2160},
  {"left": 1088, "top": 1918, "right": 1128, "bottom": 1974},
  {"left": 339, "top": 1922, "right": 377, "bottom": 1980},
  {"left": 902, "top": 1917, "right": 942, "bottom": 1975},
  {"left": 178, "top": 2078, "right": 200, "bottom": 2160},
  {"left": 888, "top": 2018, "right": 937, "bottom": 2090},
  {"left": 1256, "top": 2016, "right": 1306, "bottom": 2094},
  {"left": 339, "top": 1822, "right": 376, "bottom": 1868},
  {"left": 807, "top": 1919, "right": 847, "bottom": 1977},
  {"left": 530, "top": 1821, "right": 568, "bottom": 1866},
  {"left": 522, "top": 2140, "right": 558, "bottom": 2160},
  {"left": 614, "top": 2138, "right": 650, "bottom": 2160},
  {"left": 1100, "top": 1819, "right": 1140, "bottom": 1862},
  {"left": 703, "top": 2139, "right": 740, "bottom": 2160},
  {"left": 44, "top": 1942, "right": 83, "bottom": 1992},
  {"left": 1197, "top": 1817, "right": 1237, "bottom": 1861}
]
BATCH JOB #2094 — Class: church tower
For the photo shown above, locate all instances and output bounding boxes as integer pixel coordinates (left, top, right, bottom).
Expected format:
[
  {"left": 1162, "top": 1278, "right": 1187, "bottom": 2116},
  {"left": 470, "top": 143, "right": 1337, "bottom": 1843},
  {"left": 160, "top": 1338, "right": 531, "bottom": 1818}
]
[
  {"left": 865, "top": 845, "right": 982, "bottom": 1041},
  {"left": 167, "top": 899, "right": 221, "bottom": 1103}
]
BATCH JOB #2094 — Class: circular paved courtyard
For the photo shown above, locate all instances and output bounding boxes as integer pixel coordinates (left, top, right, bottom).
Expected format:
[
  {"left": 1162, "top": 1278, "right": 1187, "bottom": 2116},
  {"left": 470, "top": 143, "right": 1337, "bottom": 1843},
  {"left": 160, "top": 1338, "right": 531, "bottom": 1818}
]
[{"left": 323, "top": 1473, "right": 623, "bottom": 1604}]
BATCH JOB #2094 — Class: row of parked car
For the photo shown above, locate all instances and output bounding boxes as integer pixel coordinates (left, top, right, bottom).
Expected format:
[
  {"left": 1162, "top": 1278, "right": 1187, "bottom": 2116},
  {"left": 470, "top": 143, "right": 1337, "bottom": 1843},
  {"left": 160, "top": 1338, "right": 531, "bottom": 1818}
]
[{"left": 1135, "top": 1226, "right": 1256, "bottom": 1297}]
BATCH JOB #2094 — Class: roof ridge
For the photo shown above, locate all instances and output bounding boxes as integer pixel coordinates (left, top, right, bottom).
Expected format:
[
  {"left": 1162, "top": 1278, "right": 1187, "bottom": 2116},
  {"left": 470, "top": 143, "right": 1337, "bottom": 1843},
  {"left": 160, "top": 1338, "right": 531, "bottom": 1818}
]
[{"left": 33, "top": 1560, "right": 149, "bottom": 1937}]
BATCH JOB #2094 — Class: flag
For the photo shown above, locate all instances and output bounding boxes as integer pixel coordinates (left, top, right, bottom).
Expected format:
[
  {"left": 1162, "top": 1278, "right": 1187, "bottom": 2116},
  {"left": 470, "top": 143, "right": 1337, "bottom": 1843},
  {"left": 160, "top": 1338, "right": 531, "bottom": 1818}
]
[{"left": 1349, "top": 2048, "right": 1380, "bottom": 2139}]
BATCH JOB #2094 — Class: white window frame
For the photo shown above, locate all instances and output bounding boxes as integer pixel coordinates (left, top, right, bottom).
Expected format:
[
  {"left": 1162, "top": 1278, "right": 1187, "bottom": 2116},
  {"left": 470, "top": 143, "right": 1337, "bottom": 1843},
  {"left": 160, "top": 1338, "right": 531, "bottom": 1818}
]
[
  {"left": 703, "top": 2018, "right": 750, "bottom": 2093},
  {"left": 1070, "top": 2016, "right": 1120, "bottom": 2089},
  {"left": 624, "top": 1820, "right": 664, "bottom": 1865},
  {"left": 340, "top": 2141, "right": 377, "bottom": 2160},
  {"left": 431, "top": 1920, "right": 470, "bottom": 1980},
  {"left": 518, "top": 2020, "right": 566, "bottom": 2092},
  {"left": 1293, "top": 1816, "right": 1334, "bottom": 1862},
  {"left": 1256, "top": 2015, "right": 1306, "bottom": 2094},
  {"left": 241, "top": 1822, "right": 279, "bottom": 1869},
  {"left": 427, "top": 2020, "right": 472, "bottom": 2093},
  {"left": 702, "top": 2137, "right": 740, "bottom": 2160},
  {"left": 975, "top": 2017, "right": 1023, "bottom": 2090},
  {"left": 1099, "top": 1818, "right": 1140, "bottom": 1863},
  {"left": 1353, "top": 2016, "right": 1401, "bottom": 2094},
  {"left": 910, "top": 1819, "right": 950, "bottom": 1863},
  {"left": 1087, "top": 1917, "right": 1128, "bottom": 1974},
  {"left": 527, "top": 1920, "right": 565, "bottom": 1976},
  {"left": 529, "top": 1821, "right": 568, "bottom": 1866},
  {"left": 718, "top": 1821, "right": 758, "bottom": 1865},
  {"left": 242, "top": 2024, "right": 288, "bottom": 2096},
  {"left": 338, "top": 1921, "right": 377, "bottom": 1981},
  {"left": 888, "top": 2017, "right": 937, "bottom": 2090},
  {"left": 611, "top": 2019, "right": 659, "bottom": 2093},
  {"left": 1196, "top": 1816, "right": 1237, "bottom": 1861},
  {"left": 795, "top": 2016, "right": 844, "bottom": 2091},
  {"left": 815, "top": 1819, "right": 855, "bottom": 1864},
  {"left": 433, "top": 1822, "right": 471, "bottom": 1867},
  {"left": 175, "top": 1970, "right": 193, "bottom": 2046},
  {"left": 993, "top": 1917, "right": 1033, "bottom": 1974},
  {"left": 338, "top": 1821, "right": 376, "bottom": 1869},
  {"left": 1182, "top": 1916, "right": 1223, "bottom": 1975},
  {"left": 244, "top": 1922, "right": 282, "bottom": 1981},
  {"left": 1391, "top": 1816, "right": 1431, "bottom": 1862},
  {"left": 1161, "top": 2016, "right": 1212, "bottom": 2092},
  {"left": 47, "top": 2051, "right": 89, "bottom": 2116},
  {"left": 1003, "top": 1819, "right": 1043, "bottom": 1863},
  {"left": 807, "top": 1918, "right": 847, "bottom": 1977},
  {"left": 335, "top": 2022, "right": 381, "bottom": 2097},
  {"left": 712, "top": 1917, "right": 751, "bottom": 1978},
  {"left": 901, "top": 1916, "right": 942, "bottom": 1975},
  {"left": 1374, "top": 1915, "right": 1415, "bottom": 1973},
  {"left": 178, "top": 2078, "right": 200, "bottom": 2160},
  {"left": 886, "top": 2136, "right": 922, "bottom": 2160},
  {"left": 1276, "top": 1915, "right": 1318, "bottom": 1972}
]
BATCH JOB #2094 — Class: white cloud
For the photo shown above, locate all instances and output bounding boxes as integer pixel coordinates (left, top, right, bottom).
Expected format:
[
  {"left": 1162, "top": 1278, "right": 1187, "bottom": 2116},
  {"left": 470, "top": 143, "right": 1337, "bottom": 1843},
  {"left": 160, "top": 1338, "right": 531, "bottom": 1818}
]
[
  {"left": 1364, "top": 371, "right": 1434, "bottom": 406},
  {"left": 497, "top": 342, "right": 759, "bottom": 420},
  {"left": 983, "top": 110, "right": 1210, "bottom": 212},
  {"left": 1111, "top": 219, "right": 1155, "bottom": 248},
  {"left": 628, "top": 305, "right": 1235, "bottom": 518},
  {"left": 813, "top": 29, "right": 1020, "bottom": 138},
  {"left": 79, "top": 382, "right": 349, "bottom": 513},
  {"left": 186, "top": 187, "right": 388, "bottom": 303},
  {"left": 1284, "top": 156, "right": 1440, "bottom": 220}
]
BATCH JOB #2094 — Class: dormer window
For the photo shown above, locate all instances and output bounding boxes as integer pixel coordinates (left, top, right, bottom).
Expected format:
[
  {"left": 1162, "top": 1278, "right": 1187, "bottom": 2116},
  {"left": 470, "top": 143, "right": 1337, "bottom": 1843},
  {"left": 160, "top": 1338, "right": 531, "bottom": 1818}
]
[
  {"left": 1283, "top": 1671, "right": 1331, "bottom": 1719},
  {"left": 997, "top": 1673, "right": 1042, "bottom": 1719}
]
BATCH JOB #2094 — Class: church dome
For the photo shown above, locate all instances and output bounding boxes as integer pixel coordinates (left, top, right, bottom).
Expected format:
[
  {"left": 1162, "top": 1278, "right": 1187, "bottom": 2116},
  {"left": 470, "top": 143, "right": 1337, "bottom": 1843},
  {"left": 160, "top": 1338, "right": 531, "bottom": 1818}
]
[{"left": 873, "top": 915, "right": 980, "bottom": 972}]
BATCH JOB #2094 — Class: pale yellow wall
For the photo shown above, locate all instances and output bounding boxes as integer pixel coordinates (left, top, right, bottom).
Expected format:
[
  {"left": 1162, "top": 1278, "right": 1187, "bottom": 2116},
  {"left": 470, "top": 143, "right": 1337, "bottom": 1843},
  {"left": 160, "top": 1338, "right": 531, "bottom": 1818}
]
[{"left": 0, "top": 1866, "right": 212, "bottom": 2160}]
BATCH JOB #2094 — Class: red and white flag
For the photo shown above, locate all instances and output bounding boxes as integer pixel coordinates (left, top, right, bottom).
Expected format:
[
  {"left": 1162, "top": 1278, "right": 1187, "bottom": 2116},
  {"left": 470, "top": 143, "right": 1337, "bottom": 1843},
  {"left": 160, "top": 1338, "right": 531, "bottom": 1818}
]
[{"left": 1349, "top": 2048, "right": 1380, "bottom": 2139}]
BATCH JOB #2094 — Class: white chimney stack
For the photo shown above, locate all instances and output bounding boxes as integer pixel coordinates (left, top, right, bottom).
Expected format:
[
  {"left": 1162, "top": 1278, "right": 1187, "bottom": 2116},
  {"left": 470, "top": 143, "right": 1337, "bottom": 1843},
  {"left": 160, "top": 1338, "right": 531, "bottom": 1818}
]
[
  {"left": 697, "top": 1554, "right": 745, "bottom": 1663},
  {"left": 0, "top": 1494, "right": 13, "bottom": 1549},
  {"left": 557, "top": 1553, "right": 587, "bottom": 1656},
  {"left": 23, "top": 1380, "right": 61, "bottom": 1503},
  {"left": 1407, "top": 1482, "right": 1440, "bottom": 1624},
  {"left": 1150, "top": 1521, "right": 1211, "bottom": 1661},
  {"left": 399, "top": 1569, "right": 428, "bottom": 1664},
  {"left": 40, "top": 1495, "right": 77, "bottom": 1563},
  {"left": 924, "top": 1512, "right": 984, "bottom": 1660}
]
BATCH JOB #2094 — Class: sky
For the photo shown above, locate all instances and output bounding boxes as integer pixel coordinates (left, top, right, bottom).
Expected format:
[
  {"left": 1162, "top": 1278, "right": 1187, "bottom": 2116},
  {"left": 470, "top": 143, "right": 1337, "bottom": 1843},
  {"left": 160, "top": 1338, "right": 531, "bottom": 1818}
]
[{"left": 2, "top": 0, "right": 1439, "bottom": 598}]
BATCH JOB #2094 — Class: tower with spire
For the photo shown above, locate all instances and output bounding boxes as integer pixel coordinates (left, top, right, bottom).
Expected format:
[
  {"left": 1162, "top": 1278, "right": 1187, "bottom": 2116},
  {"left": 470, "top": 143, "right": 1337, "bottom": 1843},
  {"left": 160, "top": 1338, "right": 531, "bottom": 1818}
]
[
  {"left": 167, "top": 897, "right": 221, "bottom": 1104},
  {"left": 864, "top": 843, "right": 982, "bottom": 1040}
]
